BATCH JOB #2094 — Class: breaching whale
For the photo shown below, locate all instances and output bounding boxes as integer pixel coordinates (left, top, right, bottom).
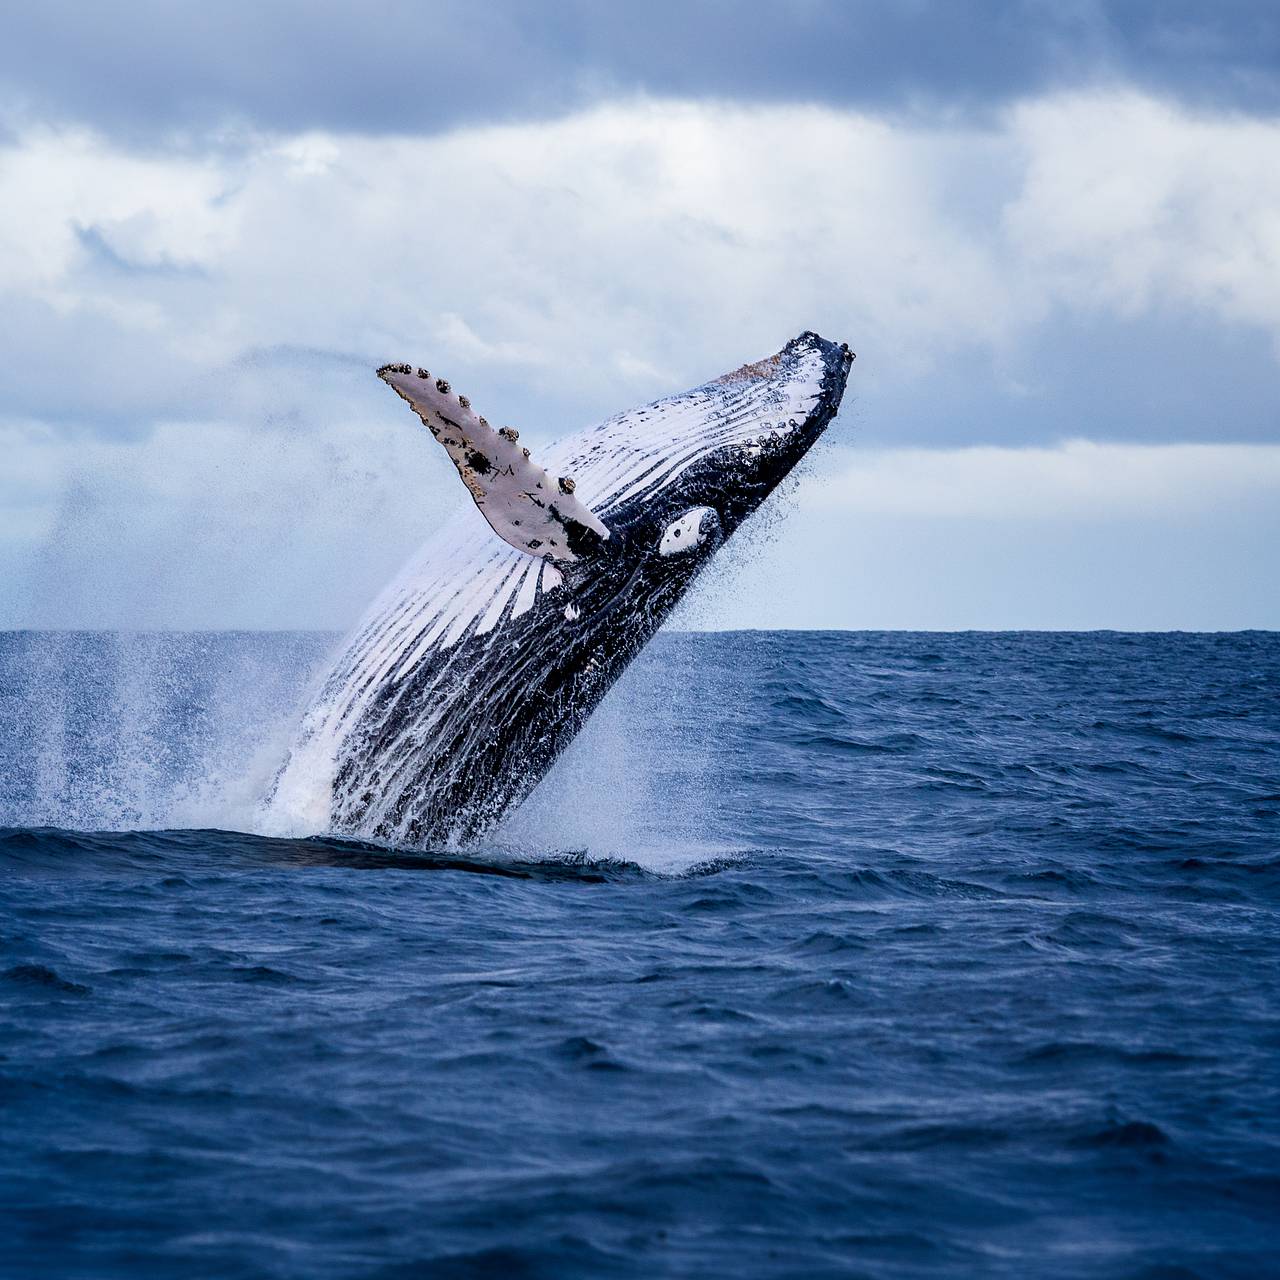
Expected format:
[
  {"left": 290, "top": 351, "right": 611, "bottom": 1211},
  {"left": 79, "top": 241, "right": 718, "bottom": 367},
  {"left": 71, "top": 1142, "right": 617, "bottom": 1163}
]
[{"left": 266, "top": 331, "right": 854, "bottom": 847}]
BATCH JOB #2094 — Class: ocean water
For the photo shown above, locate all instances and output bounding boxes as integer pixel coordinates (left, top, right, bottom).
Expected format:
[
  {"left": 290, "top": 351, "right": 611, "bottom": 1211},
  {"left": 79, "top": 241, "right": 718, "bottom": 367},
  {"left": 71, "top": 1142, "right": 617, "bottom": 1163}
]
[{"left": 1, "top": 629, "right": 1277, "bottom": 1279}]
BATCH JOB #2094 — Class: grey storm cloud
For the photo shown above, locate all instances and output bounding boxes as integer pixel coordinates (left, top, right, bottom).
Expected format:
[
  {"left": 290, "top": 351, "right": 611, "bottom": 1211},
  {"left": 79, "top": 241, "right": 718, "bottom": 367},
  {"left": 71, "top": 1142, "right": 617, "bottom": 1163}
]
[{"left": 2, "top": 0, "right": 1279, "bottom": 139}]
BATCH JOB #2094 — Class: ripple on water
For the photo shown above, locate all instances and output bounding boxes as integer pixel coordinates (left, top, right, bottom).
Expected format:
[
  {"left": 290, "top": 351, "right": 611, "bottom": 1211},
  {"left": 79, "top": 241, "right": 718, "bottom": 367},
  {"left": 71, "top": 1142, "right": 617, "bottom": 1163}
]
[{"left": 0, "top": 630, "right": 1277, "bottom": 1278}]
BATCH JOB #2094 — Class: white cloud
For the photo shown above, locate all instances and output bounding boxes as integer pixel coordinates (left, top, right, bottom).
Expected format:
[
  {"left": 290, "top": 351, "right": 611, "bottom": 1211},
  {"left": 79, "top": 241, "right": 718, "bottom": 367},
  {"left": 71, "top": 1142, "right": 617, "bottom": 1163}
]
[
  {"left": 6, "top": 422, "right": 1276, "bottom": 631},
  {"left": 1, "top": 91, "right": 1278, "bottom": 627},
  {"left": 1005, "top": 94, "right": 1280, "bottom": 340},
  {"left": 805, "top": 440, "right": 1280, "bottom": 519},
  {"left": 1, "top": 91, "right": 1276, "bottom": 424},
  {"left": 679, "top": 440, "right": 1280, "bottom": 631},
  {"left": 0, "top": 126, "right": 233, "bottom": 291}
]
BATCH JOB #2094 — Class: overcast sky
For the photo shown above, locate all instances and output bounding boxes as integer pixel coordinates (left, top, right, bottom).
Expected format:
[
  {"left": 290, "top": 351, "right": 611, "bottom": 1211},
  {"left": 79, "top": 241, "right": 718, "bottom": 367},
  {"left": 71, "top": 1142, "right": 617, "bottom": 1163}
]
[{"left": 2, "top": 1, "right": 1277, "bottom": 630}]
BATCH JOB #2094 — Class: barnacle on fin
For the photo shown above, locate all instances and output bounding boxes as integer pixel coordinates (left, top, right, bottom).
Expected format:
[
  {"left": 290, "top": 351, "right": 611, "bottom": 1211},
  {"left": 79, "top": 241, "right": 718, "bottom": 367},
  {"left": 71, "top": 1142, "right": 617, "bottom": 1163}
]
[{"left": 376, "top": 360, "right": 611, "bottom": 562}]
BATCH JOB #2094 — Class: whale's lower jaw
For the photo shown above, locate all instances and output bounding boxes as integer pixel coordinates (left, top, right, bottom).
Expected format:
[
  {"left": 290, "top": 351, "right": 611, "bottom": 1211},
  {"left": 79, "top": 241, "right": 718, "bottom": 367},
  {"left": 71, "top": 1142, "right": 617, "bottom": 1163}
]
[{"left": 269, "top": 331, "right": 853, "bottom": 849}]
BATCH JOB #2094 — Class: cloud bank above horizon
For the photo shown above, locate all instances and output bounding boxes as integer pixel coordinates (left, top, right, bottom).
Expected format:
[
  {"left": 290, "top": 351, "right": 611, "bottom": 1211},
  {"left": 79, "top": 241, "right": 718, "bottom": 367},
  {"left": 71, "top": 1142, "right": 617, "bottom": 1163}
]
[{"left": 1, "top": 4, "right": 1277, "bottom": 630}]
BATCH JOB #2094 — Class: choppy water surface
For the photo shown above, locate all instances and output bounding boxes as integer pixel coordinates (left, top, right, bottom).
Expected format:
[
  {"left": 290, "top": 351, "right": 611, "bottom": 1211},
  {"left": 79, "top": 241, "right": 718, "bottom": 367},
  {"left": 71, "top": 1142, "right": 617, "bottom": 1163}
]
[{"left": 1, "top": 630, "right": 1278, "bottom": 1279}]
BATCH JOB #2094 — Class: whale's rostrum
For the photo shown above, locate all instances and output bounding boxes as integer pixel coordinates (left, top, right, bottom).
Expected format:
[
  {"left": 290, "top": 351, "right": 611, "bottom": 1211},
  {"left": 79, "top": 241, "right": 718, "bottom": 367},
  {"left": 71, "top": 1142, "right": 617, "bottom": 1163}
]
[{"left": 265, "top": 331, "right": 854, "bottom": 847}]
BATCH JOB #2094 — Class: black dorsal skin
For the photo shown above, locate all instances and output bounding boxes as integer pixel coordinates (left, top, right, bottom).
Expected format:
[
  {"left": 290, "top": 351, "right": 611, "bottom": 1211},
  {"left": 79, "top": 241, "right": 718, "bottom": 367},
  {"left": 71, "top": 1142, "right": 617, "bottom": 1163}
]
[{"left": 266, "top": 332, "right": 854, "bottom": 848}]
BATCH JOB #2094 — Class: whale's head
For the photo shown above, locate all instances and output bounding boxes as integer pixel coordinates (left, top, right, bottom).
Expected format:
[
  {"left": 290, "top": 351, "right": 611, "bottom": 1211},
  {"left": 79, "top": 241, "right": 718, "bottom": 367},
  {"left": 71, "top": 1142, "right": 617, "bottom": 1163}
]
[
  {"left": 562, "top": 330, "right": 854, "bottom": 616},
  {"left": 377, "top": 329, "right": 852, "bottom": 628}
]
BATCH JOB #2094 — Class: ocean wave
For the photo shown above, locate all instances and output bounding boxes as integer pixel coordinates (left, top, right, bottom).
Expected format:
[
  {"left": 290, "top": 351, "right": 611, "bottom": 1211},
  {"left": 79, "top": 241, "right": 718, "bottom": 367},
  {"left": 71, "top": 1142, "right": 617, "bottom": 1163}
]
[{"left": 1, "top": 629, "right": 1277, "bottom": 1277}]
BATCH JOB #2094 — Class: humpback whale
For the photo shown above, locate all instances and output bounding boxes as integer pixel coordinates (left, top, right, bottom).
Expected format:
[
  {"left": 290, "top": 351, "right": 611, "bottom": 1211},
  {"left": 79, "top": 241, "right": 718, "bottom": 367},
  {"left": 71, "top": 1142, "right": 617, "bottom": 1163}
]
[{"left": 266, "top": 331, "right": 853, "bottom": 847}]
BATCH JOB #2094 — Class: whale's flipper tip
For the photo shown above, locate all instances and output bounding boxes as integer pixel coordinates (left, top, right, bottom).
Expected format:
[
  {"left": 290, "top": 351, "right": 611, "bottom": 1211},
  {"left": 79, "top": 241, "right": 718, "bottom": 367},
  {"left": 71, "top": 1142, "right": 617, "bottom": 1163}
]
[{"left": 378, "top": 363, "right": 610, "bottom": 562}]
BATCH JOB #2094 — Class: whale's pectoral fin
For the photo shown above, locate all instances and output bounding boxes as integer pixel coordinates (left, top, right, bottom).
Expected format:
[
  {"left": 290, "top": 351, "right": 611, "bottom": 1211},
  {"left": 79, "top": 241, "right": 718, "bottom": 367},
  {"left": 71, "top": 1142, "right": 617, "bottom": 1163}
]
[{"left": 378, "top": 363, "right": 611, "bottom": 562}]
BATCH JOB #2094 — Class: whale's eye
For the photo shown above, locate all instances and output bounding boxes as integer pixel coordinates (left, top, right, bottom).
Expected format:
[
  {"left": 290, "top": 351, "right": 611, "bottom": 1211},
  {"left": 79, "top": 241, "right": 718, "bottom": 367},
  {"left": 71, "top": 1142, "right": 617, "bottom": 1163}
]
[{"left": 659, "top": 507, "right": 721, "bottom": 557}]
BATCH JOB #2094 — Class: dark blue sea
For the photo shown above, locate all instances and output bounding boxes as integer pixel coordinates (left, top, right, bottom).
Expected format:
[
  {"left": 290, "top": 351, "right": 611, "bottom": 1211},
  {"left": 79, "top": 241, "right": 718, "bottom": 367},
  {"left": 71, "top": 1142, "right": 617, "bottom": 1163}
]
[{"left": 1, "top": 630, "right": 1277, "bottom": 1279}]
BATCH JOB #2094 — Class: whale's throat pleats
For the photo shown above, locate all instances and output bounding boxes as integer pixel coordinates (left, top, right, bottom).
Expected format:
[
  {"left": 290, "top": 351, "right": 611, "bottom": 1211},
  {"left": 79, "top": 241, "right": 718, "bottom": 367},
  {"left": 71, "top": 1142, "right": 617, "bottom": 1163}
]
[{"left": 377, "top": 365, "right": 611, "bottom": 563}]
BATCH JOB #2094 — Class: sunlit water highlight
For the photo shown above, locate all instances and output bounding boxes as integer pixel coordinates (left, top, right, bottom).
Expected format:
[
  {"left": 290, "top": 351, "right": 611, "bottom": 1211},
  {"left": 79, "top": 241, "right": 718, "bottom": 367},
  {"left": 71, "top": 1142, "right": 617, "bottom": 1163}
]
[{"left": 1, "top": 630, "right": 1278, "bottom": 1278}]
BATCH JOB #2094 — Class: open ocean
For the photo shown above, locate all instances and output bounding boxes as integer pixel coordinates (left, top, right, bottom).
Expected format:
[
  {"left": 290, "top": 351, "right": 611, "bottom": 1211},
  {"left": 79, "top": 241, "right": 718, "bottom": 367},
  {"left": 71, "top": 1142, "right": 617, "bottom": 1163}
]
[{"left": 1, "top": 629, "right": 1277, "bottom": 1279}]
